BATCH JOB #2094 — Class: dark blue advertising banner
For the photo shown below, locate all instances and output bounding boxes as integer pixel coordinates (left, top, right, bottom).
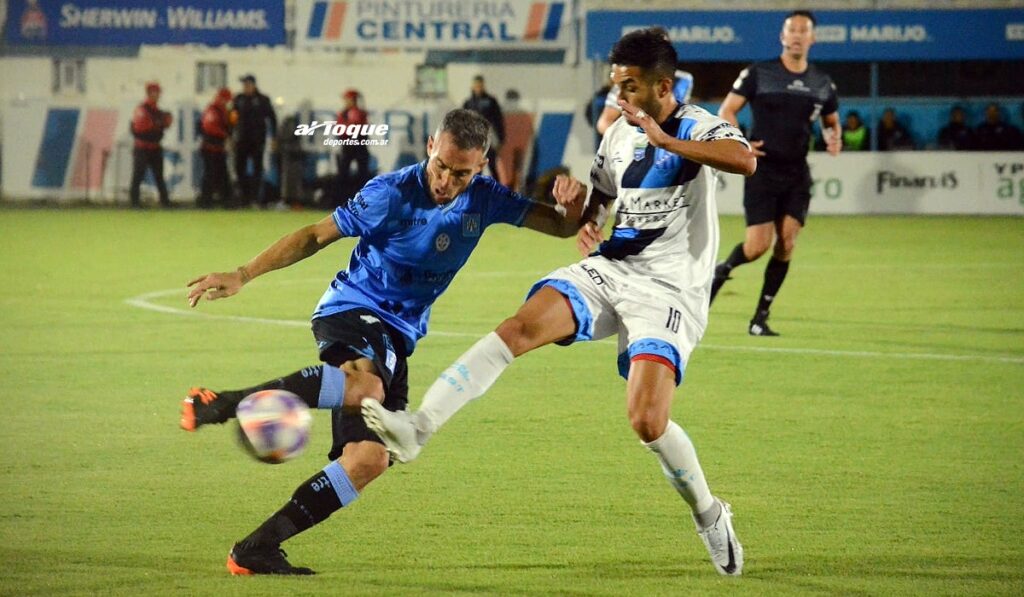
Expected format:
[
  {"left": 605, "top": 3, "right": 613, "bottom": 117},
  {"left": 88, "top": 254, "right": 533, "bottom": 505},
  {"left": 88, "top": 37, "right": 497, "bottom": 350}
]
[
  {"left": 4, "top": 0, "right": 285, "bottom": 46},
  {"left": 586, "top": 10, "right": 1024, "bottom": 62}
]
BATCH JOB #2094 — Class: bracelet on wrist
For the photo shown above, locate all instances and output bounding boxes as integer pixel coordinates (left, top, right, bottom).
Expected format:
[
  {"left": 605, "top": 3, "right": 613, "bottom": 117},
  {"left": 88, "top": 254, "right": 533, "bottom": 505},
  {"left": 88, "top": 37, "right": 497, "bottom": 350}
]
[{"left": 237, "top": 266, "right": 251, "bottom": 284}]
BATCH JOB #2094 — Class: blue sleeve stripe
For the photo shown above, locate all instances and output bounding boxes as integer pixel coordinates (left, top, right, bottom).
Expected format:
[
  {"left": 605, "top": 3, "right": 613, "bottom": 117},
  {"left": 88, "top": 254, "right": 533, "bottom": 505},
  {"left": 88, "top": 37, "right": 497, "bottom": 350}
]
[
  {"left": 317, "top": 364, "right": 345, "bottom": 410},
  {"left": 617, "top": 338, "right": 684, "bottom": 385},
  {"left": 322, "top": 461, "right": 359, "bottom": 506},
  {"left": 526, "top": 278, "right": 593, "bottom": 343}
]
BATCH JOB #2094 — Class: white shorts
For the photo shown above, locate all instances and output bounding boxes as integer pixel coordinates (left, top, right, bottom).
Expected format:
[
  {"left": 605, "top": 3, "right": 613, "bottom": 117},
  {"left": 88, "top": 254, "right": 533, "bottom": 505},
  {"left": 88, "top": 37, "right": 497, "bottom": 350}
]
[{"left": 526, "top": 256, "right": 708, "bottom": 386}]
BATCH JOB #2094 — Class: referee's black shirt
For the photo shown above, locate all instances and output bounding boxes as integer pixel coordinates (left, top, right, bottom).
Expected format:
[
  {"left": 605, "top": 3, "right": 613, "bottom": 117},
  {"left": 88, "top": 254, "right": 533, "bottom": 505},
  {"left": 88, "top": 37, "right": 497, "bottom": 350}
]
[{"left": 732, "top": 59, "right": 839, "bottom": 165}]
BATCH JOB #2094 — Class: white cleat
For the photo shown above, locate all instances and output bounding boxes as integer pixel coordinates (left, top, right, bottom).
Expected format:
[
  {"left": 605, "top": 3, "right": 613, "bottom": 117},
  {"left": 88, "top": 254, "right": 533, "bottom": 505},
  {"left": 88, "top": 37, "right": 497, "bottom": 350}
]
[
  {"left": 695, "top": 497, "right": 744, "bottom": 576},
  {"left": 360, "top": 399, "right": 423, "bottom": 463}
]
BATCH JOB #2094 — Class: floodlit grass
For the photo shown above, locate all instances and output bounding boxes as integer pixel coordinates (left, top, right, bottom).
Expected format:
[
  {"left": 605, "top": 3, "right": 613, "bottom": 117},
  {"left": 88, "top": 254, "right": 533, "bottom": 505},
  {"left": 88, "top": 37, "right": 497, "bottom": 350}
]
[{"left": 1, "top": 208, "right": 1022, "bottom": 595}]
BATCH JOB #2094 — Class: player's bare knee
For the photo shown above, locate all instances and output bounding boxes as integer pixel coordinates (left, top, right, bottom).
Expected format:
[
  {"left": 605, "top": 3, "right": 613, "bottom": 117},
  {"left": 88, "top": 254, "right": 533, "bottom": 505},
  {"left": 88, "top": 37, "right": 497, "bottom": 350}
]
[
  {"left": 628, "top": 407, "right": 668, "bottom": 443},
  {"left": 495, "top": 317, "right": 531, "bottom": 356},
  {"left": 340, "top": 442, "right": 389, "bottom": 486},
  {"left": 744, "top": 238, "right": 770, "bottom": 260},
  {"left": 775, "top": 236, "right": 797, "bottom": 259}
]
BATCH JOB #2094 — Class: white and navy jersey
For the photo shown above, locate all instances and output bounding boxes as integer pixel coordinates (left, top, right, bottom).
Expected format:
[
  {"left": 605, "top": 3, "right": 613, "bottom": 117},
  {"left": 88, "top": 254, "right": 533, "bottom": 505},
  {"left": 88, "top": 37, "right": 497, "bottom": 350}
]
[
  {"left": 605, "top": 70, "right": 694, "bottom": 110},
  {"left": 732, "top": 59, "right": 839, "bottom": 165},
  {"left": 589, "top": 104, "right": 748, "bottom": 288}
]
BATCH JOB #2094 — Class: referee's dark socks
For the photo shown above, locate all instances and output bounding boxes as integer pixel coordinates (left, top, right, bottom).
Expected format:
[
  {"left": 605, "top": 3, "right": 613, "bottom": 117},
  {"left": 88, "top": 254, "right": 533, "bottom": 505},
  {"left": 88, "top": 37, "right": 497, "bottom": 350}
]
[
  {"left": 239, "top": 461, "right": 359, "bottom": 548},
  {"left": 722, "top": 242, "right": 750, "bottom": 272},
  {"left": 234, "top": 364, "right": 346, "bottom": 410},
  {"left": 757, "top": 257, "right": 791, "bottom": 313}
]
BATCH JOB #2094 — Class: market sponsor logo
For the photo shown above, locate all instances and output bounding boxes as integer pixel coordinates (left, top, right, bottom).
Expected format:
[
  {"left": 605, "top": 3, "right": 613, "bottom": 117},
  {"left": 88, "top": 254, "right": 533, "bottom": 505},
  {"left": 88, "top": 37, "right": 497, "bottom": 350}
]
[
  {"left": 1006, "top": 23, "right": 1024, "bottom": 41},
  {"left": 876, "top": 170, "right": 958, "bottom": 194}
]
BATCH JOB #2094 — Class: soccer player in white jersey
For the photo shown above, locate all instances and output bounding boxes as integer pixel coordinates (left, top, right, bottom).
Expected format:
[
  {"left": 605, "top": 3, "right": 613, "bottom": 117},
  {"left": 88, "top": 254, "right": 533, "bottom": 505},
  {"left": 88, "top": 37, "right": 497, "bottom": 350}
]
[{"left": 363, "top": 27, "right": 756, "bottom": 576}]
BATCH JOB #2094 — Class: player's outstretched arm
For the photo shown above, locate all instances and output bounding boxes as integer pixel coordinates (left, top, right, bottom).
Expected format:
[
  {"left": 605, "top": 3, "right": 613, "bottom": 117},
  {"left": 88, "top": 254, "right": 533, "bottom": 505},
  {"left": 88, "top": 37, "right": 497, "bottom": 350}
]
[
  {"left": 187, "top": 214, "right": 342, "bottom": 307},
  {"left": 520, "top": 174, "right": 588, "bottom": 238}
]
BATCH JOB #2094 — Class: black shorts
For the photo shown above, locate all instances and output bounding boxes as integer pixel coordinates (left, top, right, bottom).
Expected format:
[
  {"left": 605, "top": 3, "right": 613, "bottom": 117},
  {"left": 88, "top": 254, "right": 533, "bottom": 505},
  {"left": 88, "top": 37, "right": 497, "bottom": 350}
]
[
  {"left": 311, "top": 309, "right": 409, "bottom": 460},
  {"left": 743, "top": 161, "right": 812, "bottom": 226}
]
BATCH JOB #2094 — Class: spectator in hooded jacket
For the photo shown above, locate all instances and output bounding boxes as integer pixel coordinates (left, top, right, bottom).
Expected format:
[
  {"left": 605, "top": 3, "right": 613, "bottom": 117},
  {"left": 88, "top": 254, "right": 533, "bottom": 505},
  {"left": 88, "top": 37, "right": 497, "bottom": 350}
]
[
  {"left": 129, "top": 82, "right": 173, "bottom": 208},
  {"left": 199, "top": 87, "right": 234, "bottom": 208}
]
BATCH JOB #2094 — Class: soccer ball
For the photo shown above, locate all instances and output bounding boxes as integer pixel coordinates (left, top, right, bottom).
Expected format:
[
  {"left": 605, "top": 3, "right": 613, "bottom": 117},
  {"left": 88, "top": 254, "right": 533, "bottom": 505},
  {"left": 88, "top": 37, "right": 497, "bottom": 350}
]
[{"left": 236, "top": 390, "right": 312, "bottom": 464}]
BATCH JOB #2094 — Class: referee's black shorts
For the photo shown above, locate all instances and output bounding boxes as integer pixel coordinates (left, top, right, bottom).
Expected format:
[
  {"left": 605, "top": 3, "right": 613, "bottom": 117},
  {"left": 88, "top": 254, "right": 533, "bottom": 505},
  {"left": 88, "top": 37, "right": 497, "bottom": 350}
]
[
  {"left": 743, "top": 160, "right": 812, "bottom": 226},
  {"left": 311, "top": 309, "right": 409, "bottom": 461}
]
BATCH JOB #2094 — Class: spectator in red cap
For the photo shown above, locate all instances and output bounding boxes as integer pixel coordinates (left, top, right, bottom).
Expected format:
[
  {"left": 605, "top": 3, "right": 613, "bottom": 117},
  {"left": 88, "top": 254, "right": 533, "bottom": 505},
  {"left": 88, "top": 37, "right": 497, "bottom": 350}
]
[
  {"left": 336, "top": 89, "right": 370, "bottom": 196},
  {"left": 198, "top": 87, "right": 234, "bottom": 208},
  {"left": 129, "top": 82, "right": 173, "bottom": 208}
]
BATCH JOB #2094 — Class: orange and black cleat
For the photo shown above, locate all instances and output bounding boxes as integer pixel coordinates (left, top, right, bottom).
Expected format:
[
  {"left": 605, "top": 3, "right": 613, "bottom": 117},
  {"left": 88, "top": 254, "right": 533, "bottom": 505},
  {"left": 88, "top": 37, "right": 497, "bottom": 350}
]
[
  {"left": 227, "top": 543, "right": 315, "bottom": 576},
  {"left": 180, "top": 387, "right": 233, "bottom": 431}
]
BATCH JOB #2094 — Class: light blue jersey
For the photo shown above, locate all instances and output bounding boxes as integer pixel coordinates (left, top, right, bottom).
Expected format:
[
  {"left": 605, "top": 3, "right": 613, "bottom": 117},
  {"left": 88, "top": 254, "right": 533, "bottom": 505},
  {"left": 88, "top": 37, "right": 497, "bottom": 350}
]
[{"left": 313, "top": 161, "right": 532, "bottom": 355}]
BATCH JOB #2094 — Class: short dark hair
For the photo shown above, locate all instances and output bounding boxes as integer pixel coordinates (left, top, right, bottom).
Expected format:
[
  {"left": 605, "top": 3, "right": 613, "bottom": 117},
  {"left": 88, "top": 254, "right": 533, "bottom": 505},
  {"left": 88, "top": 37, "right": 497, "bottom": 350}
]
[
  {"left": 436, "top": 109, "right": 490, "bottom": 152},
  {"left": 608, "top": 27, "right": 677, "bottom": 83},
  {"left": 786, "top": 10, "right": 816, "bottom": 26}
]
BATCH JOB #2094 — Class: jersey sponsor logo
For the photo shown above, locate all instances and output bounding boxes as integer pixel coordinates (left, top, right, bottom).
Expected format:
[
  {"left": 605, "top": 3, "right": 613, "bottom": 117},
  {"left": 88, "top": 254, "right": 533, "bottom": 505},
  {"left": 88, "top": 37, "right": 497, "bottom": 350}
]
[
  {"left": 346, "top": 192, "right": 369, "bottom": 216},
  {"left": 461, "top": 213, "right": 481, "bottom": 237},
  {"left": 787, "top": 79, "right": 810, "bottom": 92},
  {"left": 435, "top": 233, "right": 450, "bottom": 252},
  {"left": 400, "top": 217, "right": 427, "bottom": 228}
]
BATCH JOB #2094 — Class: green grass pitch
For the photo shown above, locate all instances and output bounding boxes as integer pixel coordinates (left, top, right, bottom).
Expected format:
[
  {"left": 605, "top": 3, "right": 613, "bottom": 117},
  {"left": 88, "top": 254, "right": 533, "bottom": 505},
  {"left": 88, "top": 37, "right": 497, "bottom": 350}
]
[{"left": 1, "top": 208, "right": 1022, "bottom": 595}]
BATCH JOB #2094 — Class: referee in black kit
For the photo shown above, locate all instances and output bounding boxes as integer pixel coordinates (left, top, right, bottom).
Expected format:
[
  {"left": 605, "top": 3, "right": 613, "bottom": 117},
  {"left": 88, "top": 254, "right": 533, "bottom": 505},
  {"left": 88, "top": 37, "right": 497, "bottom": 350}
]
[{"left": 712, "top": 10, "right": 841, "bottom": 336}]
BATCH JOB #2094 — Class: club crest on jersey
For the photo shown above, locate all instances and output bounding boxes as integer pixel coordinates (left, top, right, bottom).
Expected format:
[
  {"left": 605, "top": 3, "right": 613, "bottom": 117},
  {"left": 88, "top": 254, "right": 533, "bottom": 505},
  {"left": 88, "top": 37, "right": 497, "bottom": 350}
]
[
  {"left": 435, "top": 233, "right": 451, "bottom": 252},
  {"left": 633, "top": 139, "right": 648, "bottom": 161},
  {"left": 461, "top": 213, "right": 481, "bottom": 238}
]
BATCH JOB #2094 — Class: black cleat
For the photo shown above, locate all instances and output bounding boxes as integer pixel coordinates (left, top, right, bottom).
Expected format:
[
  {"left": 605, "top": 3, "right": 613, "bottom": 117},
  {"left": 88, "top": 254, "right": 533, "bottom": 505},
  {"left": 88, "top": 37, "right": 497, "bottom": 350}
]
[
  {"left": 748, "top": 310, "right": 780, "bottom": 337},
  {"left": 709, "top": 263, "right": 731, "bottom": 305},
  {"left": 180, "top": 387, "right": 237, "bottom": 431},
  {"left": 226, "top": 543, "right": 315, "bottom": 576}
]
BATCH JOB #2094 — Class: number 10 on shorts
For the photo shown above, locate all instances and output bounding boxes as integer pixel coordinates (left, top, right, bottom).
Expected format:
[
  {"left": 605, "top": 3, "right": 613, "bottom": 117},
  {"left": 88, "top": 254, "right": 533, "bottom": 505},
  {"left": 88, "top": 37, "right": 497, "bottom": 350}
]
[{"left": 665, "top": 307, "right": 681, "bottom": 333}]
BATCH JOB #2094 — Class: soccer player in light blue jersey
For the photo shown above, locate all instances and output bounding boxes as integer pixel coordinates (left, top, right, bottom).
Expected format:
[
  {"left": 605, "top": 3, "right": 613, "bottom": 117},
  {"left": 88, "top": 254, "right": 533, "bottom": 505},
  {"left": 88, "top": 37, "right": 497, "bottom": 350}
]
[{"left": 182, "top": 109, "right": 586, "bottom": 575}]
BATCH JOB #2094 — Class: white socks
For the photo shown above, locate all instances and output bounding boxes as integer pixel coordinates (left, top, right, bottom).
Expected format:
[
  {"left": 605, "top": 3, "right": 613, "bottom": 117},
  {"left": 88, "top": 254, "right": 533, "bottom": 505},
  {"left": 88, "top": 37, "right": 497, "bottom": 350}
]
[
  {"left": 644, "top": 420, "right": 715, "bottom": 517},
  {"left": 414, "top": 331, "right": 514, "bottom": 439}
]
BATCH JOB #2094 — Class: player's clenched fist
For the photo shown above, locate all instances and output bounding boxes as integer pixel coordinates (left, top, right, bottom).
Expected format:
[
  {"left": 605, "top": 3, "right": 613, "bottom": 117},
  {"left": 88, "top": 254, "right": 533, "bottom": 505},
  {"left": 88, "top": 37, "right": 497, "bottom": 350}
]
[{"left": 187, "top": 267, "right": 248, "bottom": 308}]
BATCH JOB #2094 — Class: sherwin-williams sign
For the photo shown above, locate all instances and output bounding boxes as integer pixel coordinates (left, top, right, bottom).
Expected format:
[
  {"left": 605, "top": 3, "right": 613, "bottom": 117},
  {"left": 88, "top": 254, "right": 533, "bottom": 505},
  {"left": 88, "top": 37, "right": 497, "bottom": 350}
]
[{"left": 4, "top": 0, "right": 285, "bottom": 46}]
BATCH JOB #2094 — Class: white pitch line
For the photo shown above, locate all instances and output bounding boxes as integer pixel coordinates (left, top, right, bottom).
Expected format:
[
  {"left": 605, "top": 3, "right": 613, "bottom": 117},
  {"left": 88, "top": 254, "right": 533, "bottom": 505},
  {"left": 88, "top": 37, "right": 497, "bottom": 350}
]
[{"left": 125, "top": 286, "right": 1024, "bottom": 366}]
